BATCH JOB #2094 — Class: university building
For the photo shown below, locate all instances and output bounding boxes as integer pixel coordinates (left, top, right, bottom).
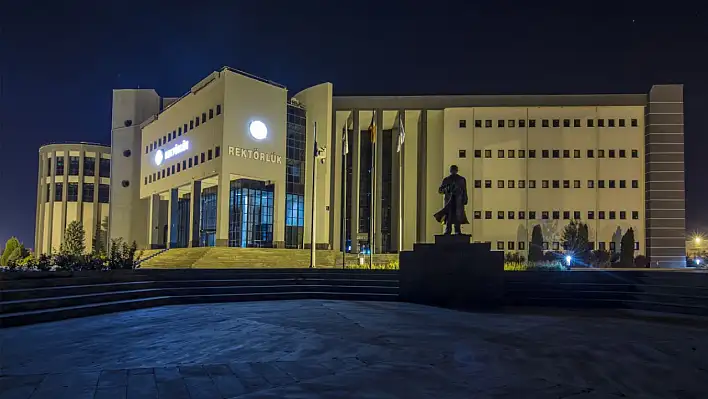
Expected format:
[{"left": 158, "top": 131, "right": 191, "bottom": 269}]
[{"left": 99, "top": 67, "right": 685, "bottom": 267}]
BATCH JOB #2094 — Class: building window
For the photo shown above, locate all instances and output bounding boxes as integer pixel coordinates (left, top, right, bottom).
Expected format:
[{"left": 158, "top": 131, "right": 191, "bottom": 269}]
[
  {"left": 634, "top": 242, "right": 639, "bottom": 250},
  {"left": 553, "top": 242, "right": 560, "bottom": 251},
  {"left": 563, "top": 180, "right": 570, "bottom": 188},
  {"left": 598, "top": 119, "right": 605, "bottom": 127},
  {"left": 632, "top": 211, "right": 639, "bottom": 220},
  {"left": 161, "top": 170, "right": 165, "bottom": 178},
  {"left": 619, "top": 119, "right": 626, "bottom": 127},
  {"left": 620, "top": 180, "right": 626, "bottom": 188},
  {"left": 529, "top": 211, "right": 536, "bottom": 219},
  {"left": 474, "top": 150, "right": 482, "bottom": 158},
  {"left": 574, "top": 119, "right": 581, "bottom": 127},
  {"left": 167, "top": 168, "right": 171, "bottom": 177},
  {"left": 553, "top": 119, "right": 560, "bottom": 127},
  {"left": 609, "top": 242, "right": 616, "bottom": 251},
  {"left": 588, "top": 180, "right": 594, "bottom": 188},
  {"left": 508, "top": 180, "right": 515, "bottom": 188},
  {"left": 529, "top": 150, "right": 536, "bottom": 158},
  {"left": 587, "top": 119, "right": 594, "bottom": 127},
  {"left": 67, "top": 156, "right": 79, "bottom": 176},
  {"left": 505, "top": 211, "right": 514, "bottom": 220},
  {"left": 84, "top": 156, "right": 95, "bottom": 176},
  {"left": 509, "top": 120, "right": 515, "bottom": 128},
  {"left": 209, "top": 109, "right": 214, "bottom": 119},
  {"left": 529, "top": 180, "right": 536, "bottom": 188},
  {"left": 574, "top": 180, "right": 581, "bottom": 188},
  {"left": 178, "top": 127, "right": 182, "bottom": 136},
  {"left": 201, "top": 153, "right": 206, "bottom": 163},
  {"left": 529, "top": 119, "right": 536, "bottom": 127},
  {"left": 98, "top": 184, "right": 109, "bottom": 203},
  {"left": 190, "top": 120, "right": 195, "bottom": 129},
  {"left": 542, "top": 150, "right": 549, "bottom": 158},
  {"left": 542, "top": 119, "right": 549, "bottom": 127},
  {"left": 188, "top": 158, "right": 193, "bottom": 168},
  {"left": 216, "top": 105, "right": 222, "bottom": 115},
  {"left": 201, "top": 112, "right": 207, "bottom": 123},
  {"left": 543, "top": 242, "right": 549, "bottom": 250},
  {"left": 485, "top": 180, "right": 492, "bottom": 188},
  {"left": 184, "top": 123, "right": 188, "bottom": 133},
  {"left": 195, "top": 117, "right": 200, "bottom": 127},
  {"left": 474, "top": 180, "right": 481, "bottom": 188},
  {"left": 542, "top": 211, "right": 549, "bottom": 219},
  {"left": 208, "top": 149, "right": 213, "bottom": 161},
  {"left": 508, "top": 241, "right": 515, "bottom": 250},
  {"left": 163, "top": 135, "right": 167, "bottom": 143},
  {"left": 608, "top": 119, "right": 615, "bottom": 127},
  {"left": 609, "top": 211, "right": 616, "bottom": 219},
  {"left": 497, "top": 241, "right": 504, "bottom": 250},
  {"left": 45, "top": 184, "right": 50, "bottom": 202},
  {"left": 54, "top": 183, "right": 63, "bottom": 201},
  {"left": 519, "top": 150, "right": 525, "bottom": 158},
  {"left": 574, "top": 150, "right": 580, "bottom": 158},
  {"left": 632, "top": 149, "right": 639, "bottom": 158},
  {"left": 67, "top": 183, "right": 78, "bottom": 202},
  {"left": 598, "top": 211, "right": 605, "bottom": 219},
  {"left": 519, "top": 241, "right": 526, "bottom": 250},
  {"left": 574, "top": 211, "right": 581, "bottom": 219},
  {"left": 609, "top": 180, "right": 616, "bottom": 188},
  {"left": 498, "top": 180, "right": 504, "bottom": 188},
  {"left": 587, "top": 149, "right": 594, "bottom": 158},
  {"left": 508, "top": 150, "right": 515, "bottom": 158},
  {"left": 497, "top": 150, "right": 505, "bottom": 158},
  {"left": 459, "top": 119, "right": 466, "bottom": 128},
  {"left": 55, "top": 157, "right": 65, "bottom": 175},
  {"left": 498, "top": 120, "right": 505, "bottom": 128},
  {"left": 99, "top": 158, "right": 110, "bottom": 178},
  {"left": 82, "top": 183, "right": 94, "bottom": 202},
  {"left": 563, "top": 150, "right": 570, "bottom": 158},
  {"left": 552, "top": 211, "right": 560, "bottom": 219},
  {"left": 474, "top": 211, "right": 481, "bottom": 219},
  {"left": 542, "top": 180, "right": 549, "bottom": 188},
  {"left": 215, "top": 146, "right": 221, "bottom": 158},
  {"left": 609, "top": 149, "right": 616, "bottom": 158},
  {"left": 485, "top": 211, "right": 492, "bottom": 219},
  {"left": 177, "top": 163, "right": 181, "bottom": 172},
  {"left": 619, "top": 149, "right": 626, "bottom": 158},
  {"left": 485, "top": 150, "right": 492, "bottom": 158},
  {"left": 631, "top": 118, "right": 638, "bottom": 127},
  {"left": 598, "top": 180, "right": 605, "bottom": 188},
  {"left": 553, "top": 150, "right": 560, "bottom": 158},
  {"left": 485, "top": 120, "right": 492, "bottom": 128},
  {"left": 552, "top": 180, "right": 560, "bottom": 188},
  {"left": 519, "top": 211, "right": 526, "bottom": 219},
  {"left": 563, "top": 119, "right": 570, "bottom": 127},
  {"left": 598, "top": 149, "right": 605, "bottom": 158},
  {"left": 182, "top": 160, "right": 186, "bottom": 170},
  {"left": 519, "top": 119, "right": 526, "bottom": 127},
  {"left": 519, "top": 180, "right": 525, "bottom": 188},
  {"left": 588, "top": 211, "right": 594, "bottom": 219},
  {"left": 620, "top": 211, "right": 626, "bottom": 220},
  {"left": 474, "top": 120, "right": 482, "bottom": 128},
  {"left": 598, "top": 242, "right": 606, "bottom": 251},
  {"left": 632, "top": 180, "right": 639, "bottom": 188},
  {"left": 497, "top": 211, "right": 504, "bottom": 219}
]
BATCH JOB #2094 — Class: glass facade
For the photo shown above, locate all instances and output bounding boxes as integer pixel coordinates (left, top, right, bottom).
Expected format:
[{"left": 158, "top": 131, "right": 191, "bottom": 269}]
[
  {"left": 358, "top": 130, "right": 373, "bottom": 252},
  {"left": 228, "top": 179, "right": 274, "bottom": 247},
  {"left": 83, "top": 183, "right": 94, "bottom": 202},
  {"left": 175, "top": 195, "right": 191, "bottom": 248},
  {"left": 99, "top": 158, "right": 110, "bottom": 178},
  {"left": 67, "top": 183, "right": 79, "bottom": 201},
  {"left": 200, "top": 187, "right": 218, "bottom": 247},
  {"left": 285, "top": 104, "right": 306, "bottom": 248},
  {"left": 98, "top": 184, "right": 109, "bottom": 203},
  {"left": 380, "top": 130, "right": 393, "bottom": 252},
  {"left": 56, "top": 157, "right": 64, "bottom": 175},
  {"left": 69, "top": 156, "right": 80, "bottom": 175},
  {"left": 84, "top": 156, "right": 95, "bottom": 176}
]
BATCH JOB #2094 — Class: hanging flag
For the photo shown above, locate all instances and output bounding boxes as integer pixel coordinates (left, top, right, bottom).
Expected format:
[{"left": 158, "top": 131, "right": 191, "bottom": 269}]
[
  {"left": 368, "top": 111, "right": 377, "bottom": 144},
  {"left": 397, "top": 113, "right": 406, "bottom": 153},
  {"left": 342, "top": 125, "right": 349, "bottom": 156}
]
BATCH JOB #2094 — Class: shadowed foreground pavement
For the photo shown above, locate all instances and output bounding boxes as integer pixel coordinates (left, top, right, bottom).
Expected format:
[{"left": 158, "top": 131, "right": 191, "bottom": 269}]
[{"left": 1, "top": 300, "right": 707, "bottom": 398}]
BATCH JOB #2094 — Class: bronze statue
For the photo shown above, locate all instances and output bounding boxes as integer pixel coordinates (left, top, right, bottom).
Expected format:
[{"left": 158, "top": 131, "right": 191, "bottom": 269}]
[{"left": 434, "top": 165, "right": 469, "bottom": 235}]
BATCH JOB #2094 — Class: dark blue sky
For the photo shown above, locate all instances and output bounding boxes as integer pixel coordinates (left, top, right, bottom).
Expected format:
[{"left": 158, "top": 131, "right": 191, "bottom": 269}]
[{"left": 1, "top": 2, "right": 706, "bottom": 248}]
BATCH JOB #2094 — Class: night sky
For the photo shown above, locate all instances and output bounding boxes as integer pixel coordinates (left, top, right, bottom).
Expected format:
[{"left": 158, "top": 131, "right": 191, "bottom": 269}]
[{"left": 1, "top": 2, "right": 706, "bottom": 248}]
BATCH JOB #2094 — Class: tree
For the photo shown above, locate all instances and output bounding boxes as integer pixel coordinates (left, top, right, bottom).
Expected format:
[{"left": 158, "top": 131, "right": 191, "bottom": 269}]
[
  {"left": 92, "top": 217, "right": 109, "bottom": 255},
  {"left": 529, "top": 225, "right": 544, "bottom": 262},
  {"left": 620, "top": 228, "right": 635, "bottom": 267},
  {"left": 561, "top": 220, "right": 590, "bottom": 266},
  {"left": 1, "top": 237, "right": 21, "bottom": 266},
  {"left": 62, "top": 220, "right": 86, "bottom": 256},
  {"left": 591, "top": 249, "right": 611, "bottom": 268}
]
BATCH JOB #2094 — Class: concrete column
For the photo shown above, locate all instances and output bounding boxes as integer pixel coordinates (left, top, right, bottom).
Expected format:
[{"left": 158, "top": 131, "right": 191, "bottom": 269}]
[
  {"left": 92, "top": 153, "right": 101, "bottom": 250},
  {"left": 330, "top": 111, "right": 350, "bottom": 252},
  {"left": 60, "top": 152, "right": 68, "bottom": 248},
  {"left": 167, "top": 188, "right": 179, "bottom": 248},
  {"left": 273, "top": 179, "right": 285, "bottom": 248},
  {"left": 424, "top": 110, "right": 445, "bottom": 242},
  {"left": 35, "top": 152, "right": 45, "bottom": 253},
  {"left": 403, "top": 110, "right": 420, "bottom": 251},
  {"left": 47, "top": 153, "right": 55, "bottom": 254},
  {"left": 77, "top": 151, "right": 84, "bottom": 225},
  {"left": 148, "top": 194, "right": 161, "bottom": 249},
  {"left": 189, "top": 180, "right": 202, "bottom": 247},
  {"left": 215, "top": 173, "right": 231, "bottom": 247},
  {"left": 390, "top": 111, "right": 402, "bottom": 252},
  {"left": 374, "top": 109, "right": 384, "bottom": 253},
  {"left": 350, "top": 110, "right": 361, "bottom": 253}
]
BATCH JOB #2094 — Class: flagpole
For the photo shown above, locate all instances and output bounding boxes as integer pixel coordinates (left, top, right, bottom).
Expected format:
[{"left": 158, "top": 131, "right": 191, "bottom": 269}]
[
  {"left": 341, "top": 126, "right": 347, "bottom": 269},
  {"left": 398, "top": 120, "right": 403, "bottom": 253},
  {"left": 310, "top": 122, "right": 317, "bottom": 269},
  {"left": 369, "top": 111, "right": 375, "bottom": 269}
]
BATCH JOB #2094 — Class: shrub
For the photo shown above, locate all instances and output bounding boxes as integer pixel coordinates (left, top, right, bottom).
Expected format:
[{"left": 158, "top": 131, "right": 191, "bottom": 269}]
[
  {"left": 634, "top": 255, "right": 648, "bottom": 268},
  {"left": 107, "top": 239, "right": 138, "bottom": 270},
  {"left": 504, "top": 260, "right": 566, "bottom": 271},
  {"left": 61, "top": 221, "right": 86, "bottom": 256}
]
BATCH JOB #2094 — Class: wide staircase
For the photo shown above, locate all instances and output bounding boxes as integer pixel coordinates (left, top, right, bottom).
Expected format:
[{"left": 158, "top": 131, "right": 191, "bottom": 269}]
[
  {"left": 505, "top": 270, "right": 708, "bottom": 316},
  {"left": 0, "top": 269, "right": 399, "bottom": 327}
]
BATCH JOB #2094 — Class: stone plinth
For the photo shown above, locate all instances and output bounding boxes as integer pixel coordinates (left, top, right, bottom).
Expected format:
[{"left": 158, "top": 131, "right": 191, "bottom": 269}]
[{"left": 399, "top": 235, "right": 504, "bottom": 309}]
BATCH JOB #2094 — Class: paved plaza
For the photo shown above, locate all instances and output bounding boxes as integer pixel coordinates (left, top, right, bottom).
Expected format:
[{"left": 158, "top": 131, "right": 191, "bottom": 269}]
[{"left": 1, "top": 300, "right": 707, "bottom": 398}]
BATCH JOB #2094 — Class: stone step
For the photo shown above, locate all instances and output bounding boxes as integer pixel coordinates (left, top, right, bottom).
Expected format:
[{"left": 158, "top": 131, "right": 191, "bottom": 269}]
[
  {"left": 504, "top": 296, "right": 708, "bottom": 317},
  {"left": 506, "top": 282, "right": 708, "bottom": 296},
  {"left": 0, "top": 291, "right": 398, "bottom": 327},
  {"left": 506, "top": 288, "right": 708, "bottom": 307}
]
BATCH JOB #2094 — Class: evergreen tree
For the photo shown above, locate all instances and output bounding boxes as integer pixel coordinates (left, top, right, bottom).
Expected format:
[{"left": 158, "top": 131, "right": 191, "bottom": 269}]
[
  {"left": 92, "top": 217, "right": 108, "bottom": 255},
  {"left": 529, "top": 225, "right": 544, "bottom": 262},
  {"left": 561, "top": 221, "right": 590, "bottom": 265},
  {"left": 62, "top": 220, "right": 86, "bottom": 256},
  {"left": 620, "top": 228, "right": 635, "bottom": 267},
  {"left": 0, "top": 237, "right": 21, "bottom": 266}
]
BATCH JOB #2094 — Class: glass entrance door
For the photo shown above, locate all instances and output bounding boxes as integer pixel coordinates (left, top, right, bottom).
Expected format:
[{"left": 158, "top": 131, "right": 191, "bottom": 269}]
[{"left": 228, "top": 179, "right": 274, "bottom": 247}]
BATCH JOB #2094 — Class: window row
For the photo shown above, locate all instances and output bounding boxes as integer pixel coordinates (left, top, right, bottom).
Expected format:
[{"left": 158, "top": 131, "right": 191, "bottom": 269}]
[
  {"left": 145, "top": 104, "right": 222, "bottom": 154},
  {"left": 144, "top": 147, "right": 221, "bottom": 185},
  {"left": 459, "top": 118, "right": 639, "bottom": 129},
  {"left": 49, "top": 156, "right": 110, "bottom": 178},
  {"left": 496, "top": 240, "right": 639, "bottom": 251},
  {"left": 46, "top": 183, "right": 109, "bottom": 203},
  {"left": 459, "top": 149, "right": 639, "bottom": 159},
  {"left": 473, "top": 179, "right": 640, "bottom": 189},
  {"left": 472, "top": 210, "right": 640, "bottom": 220}
]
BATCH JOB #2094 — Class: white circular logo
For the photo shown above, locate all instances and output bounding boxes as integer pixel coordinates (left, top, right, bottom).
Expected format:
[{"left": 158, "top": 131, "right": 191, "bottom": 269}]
[
  {"left": 249, "top": 120, "right": 267, "bottom": 140},
  {"left": 154, "top": 149, "right": 164, "bottom": 166}
]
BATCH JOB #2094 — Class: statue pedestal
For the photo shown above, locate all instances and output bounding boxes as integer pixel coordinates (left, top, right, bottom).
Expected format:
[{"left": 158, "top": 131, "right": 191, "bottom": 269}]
[{"left": 399, "top": 235, "right": 504, "bottom": 309}]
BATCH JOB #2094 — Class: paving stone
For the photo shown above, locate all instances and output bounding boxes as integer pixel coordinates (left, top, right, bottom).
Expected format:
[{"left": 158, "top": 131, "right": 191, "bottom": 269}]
[
  {"left": 98, "top": 370, "right": 128, "bottom": 388},
  {"left": 126, "top": 374, "right": 157, "bottom": 399},
  {"left": 156, "top": 380, "right": 190, "bottom": 399},
  {"left": 93, "top": 386, "right": 127, "bottom": 399},
  {"left": 183, "top": 376, "right": 222, "bottom": 399},
  {"left": 154, "top": 367, "right": 181, "bottom": 383},
  {"left": 0, "top": 385, "right": 35, "bottom": 399}
]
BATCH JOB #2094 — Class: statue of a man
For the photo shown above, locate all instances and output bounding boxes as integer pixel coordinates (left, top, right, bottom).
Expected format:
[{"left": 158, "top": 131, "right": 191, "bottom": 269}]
[{"left": 434, "top": 165, "right": 469, "bottom": 235}]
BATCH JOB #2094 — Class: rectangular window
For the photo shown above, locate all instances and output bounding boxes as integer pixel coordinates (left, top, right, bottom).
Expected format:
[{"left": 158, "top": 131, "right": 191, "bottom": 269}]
[
  {"left": 508, "top": 180, "right": 515, "bottom": 188},
  {"left": 609, "top": 180, "right": 615, "bottom": 188},
  {"left": 83, "top": 183, "right": 94, "bottom": 202},
  {"left": 631, "top": 118, "right": 638, "bottom": 127},
  {"left": 573, "top": 119, "right": 581, "bottom": 127},
  {"left": 46, "top": 184, "right": 50, "bottom": 202},
  {"left": 632, "top": 180, "right": 639, "bottom": 188},
  {"left": 573, "top": 211, "right": 581, "bottom": 220},
  {"left": 474, "top": 150, "right": 482, "bottom": 158},
  {"left": 563, "top": 149, "right": 570, "bottom": 158},
  {"left": 519, "top": 211, "right": 526, "bottom": 219},
  {"left": 518, "top": 180, "right": 525, "bottom": 188},
  {"left": 598, "top": 242, "right": 606, "bottom": 251},
  {"left": 541, "top": 119, "right": 549, "bottom": 127},
  {"left": 209, "top": 109, "right": 214, "bottom": 119},
  {"left": 498, "top": 150, "right": 505, "bottom": 158},
  {"left": 508, "top": 120, "right": 515, "bottom": 128},
  {"left": 195, "top": 117, "right": 200, "bottom": 127},
  {"left": 598, "top": 180, "right": 605, "bottom": 188},
  {"left": 552, "top": 180, "right": 559, "bottom": 188},
  {"left": 574, "top": 180, "right": 581, "bottom": 188},
  {"left": 201, "top": 153, "right": 205, "bottom": 163},
  {"left": 485, "top": 180, "right": 492, "bottom": 188},
  {"left": 588, "top": 180, "right": 594, "bottom": 188},
  {"left": 67, "top": 183, "right": 78, "bottom": 202},
  {"left": 474, "top": 180, "right": 481, "bottom": 188},
  {"left": 563, "top": 180, "right": 570, "bottom": 188},
  {"left": 529, "top": 119, "right": 536, "bottom": 127},
  {"left": 497, "top": 241, "right": 504, "bottom": 250},
  {"left": 634, "top": 242, "right": 639, "bottom": 250},
  {"left": 508, "top": 149, "right": 515, "bottom": 158},
  {"left": 632, "top": 149, "right": 639, "bottom": 158},
  {"left": 587, "top": 149, "right": 594, "bottom": 158},
  {"left": 215, "top": 146, "right": 221, "bottom": 158},
  {"left": 518, "top": 150, "right": 525, "bottom": 158},
  {"left": 201, "top": 112, "right": 206, "bottom": 123},
  {"left": 609, "top": 211, "right": 616, "bottom": 219},
  {"left": 553, "top": 150, "right": 560, "bottom": 158},
  {"left": 459, "top": 119, "right": 466, "bottom": 128},
  {"left": 542, "top": 150, "right": 549, "bottom": 158},
  {"left": 563, "top": 211, "right": 570, "bottom": 219},
  {"left": 485, "top": 150, "right": 492, "bottom": 158},
  {"left": 519, "top": 119, "right": 526, "bottom": 127},
  {"left": 55, "top": 183, "right": 63, "bottom": 201},
  {"left": 182, "top": 160, "right": 186, "bottom": 170},
  {"left": 208, "top": 149, "right": 213, "bottom": 160},
  {"left": 632, "top": 211, "right": 639, "bottom": 220},
  {"left": 543, "top": 242, "right": 549, "bottom": 250},
  {"left": 587, "top": 119, "right": 594, "bottom": 128},
  {"left": 574, "top": 150, "right": 580, "bottom": 158},
  {"left": 68, "top": 156, "right": 80, "bottom": 175},
  {"left": 519, "top": 241, "right": 526, "bottom": 250},
  {"left": 498, "top": 120, "right": 504, "bottom": 128},
  {"left": 552, "top": 119, "right": 560, "bottom": 127},
  {"left": 609, "top": 149, "right": 616, "bottom": 158},
  {"left": 216, "top": 105, "right": 222, "bottom": 115},
  {"left": 474, "top": 211, "right": 481, "bottom": 219},
  {"left": 176, "top": 163, "right": 181, "bottom": 172},
  {"left": 163, "top": 135, "right": 167, "bottom": 143},
  {"left": 184, "top": 123, "right": 188, "bottom": 133},
  {"left": 99, "top": 158, "right": 110, "bottom": 178},
  {"left": 178, "top": 127, "right": 182, "bottom": 136},
  {"left": 474, "top": 120, "right": 482, "bottom": 128},
  {"left": 485, "top": 211, "right": 492, "bottom": 219},
  {"left": 83, "top": 156, "right": 95, "bottom": 176},
  {"left": 553, "top": 242, "right": 560, "bottom": 251},
  {"left": 56, "top": 157, "right": 65, "bottom": 175},
  {"left": 541, "top": 211, "right": 549, "bottom": 219},
  {"left": 598, "top": 119, "right": 605, "bottom": 127},
  {"left": 619, "top": 149, "right": 626, "bottom": 158},
  {"left": 608, "top": 119, "right": 615, "bottom": 127},
  {"left": 588, "top": 211, "right": 594, "bottom": 219},
  {"left": 620, "top": 211, "right": 626, "bottom": 220},
  {"left": 620, "top": 180, "right": 626, "bottom": 188},
  {"left": 552, "top": 211, "right": 560, "bottom": 219},
  {"left": 98, "top": 184, "right": 109, "bottom": 203},
  {"left": 190, "top": 120, "right": 195, "bottom": 129},
  {"left": 497, "top": 211, "right": 504, "bottom": 219},
  {"left": 619, "top": 119, "right": 626, "bottom": 127},
  {"left": 485, "top": 120, "right": 492, "bottom": 128},
  {"left": 529, "top": 180, "right": 536, "bottom": 188},
  {"left": 563, "top": 119, "right": 570, "bottom": 127},
  {"left": 46, "top": 157, "right": 52, "bottom": 176},
  {"left": 498, "top": 180, "right": 504, "bottom": 188},
  {"left": 529, "top": 211, "right": 536, "bottom": 219},
  {"left": 167, "top": 167, "right": 171, "bottom": 177},
  {"left": 610, "top": 242, "right": 616, "bottom": 251},
  {"left": 599, "top": 211, "right": 605, "bottom": 219},
  {"left": 508, "top": 211, "right": 515, "bottom": 219},
  {"left": 529, "top": 150, "right": 536, "bottom": 158},
  {"left": 194, "top": 155, "right": 199, "bottom": 166},
  {"left": 145, "top": 146, "right": 149, "bottom": 154},
  {"left": 188, "top": 158, "right": 193, "bottom": 168},
  {"left": 542, "top": 180, "right": 549, "bottom": 188},
  {"left": 598, "top": 149, "right": 605, "bottom": 158},
  {"left": 508, "top": 241, "right": 515, "bottom": 250}
]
